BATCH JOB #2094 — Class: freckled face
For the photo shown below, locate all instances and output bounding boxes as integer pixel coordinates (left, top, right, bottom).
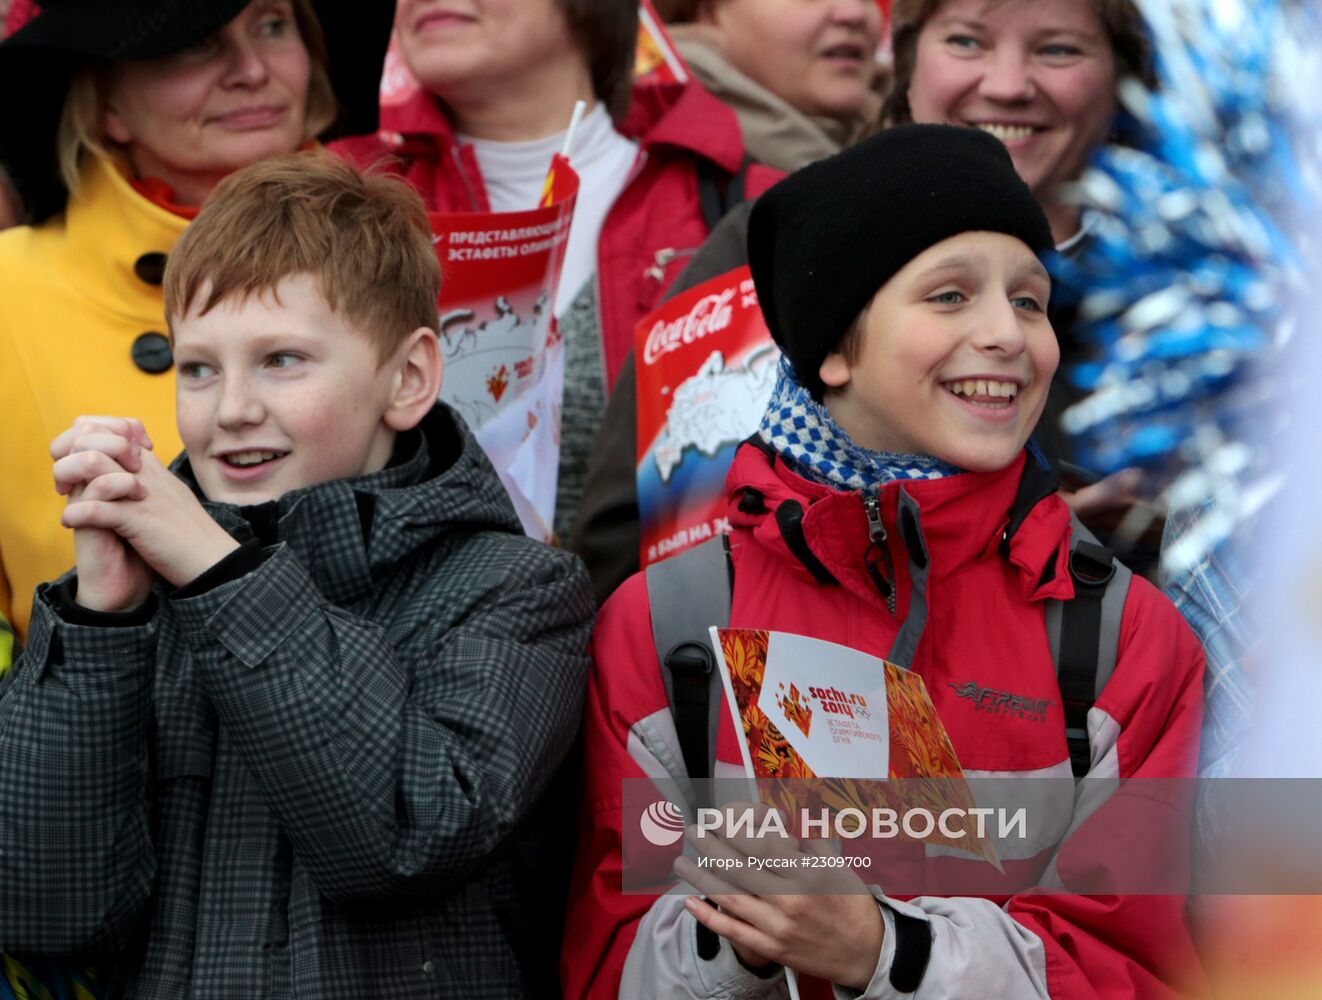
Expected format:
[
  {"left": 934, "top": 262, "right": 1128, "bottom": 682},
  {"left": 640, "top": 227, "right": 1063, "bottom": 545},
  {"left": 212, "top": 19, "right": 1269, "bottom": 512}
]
[
  {"left": 819, "top": 231, "right": 1059, "bottom": 472},
  {"left": 173, "top": 275, "right": 400, "bottom": 504},
  {"left": 907, "top": 0, "right": 1117, "bottom": 199}
]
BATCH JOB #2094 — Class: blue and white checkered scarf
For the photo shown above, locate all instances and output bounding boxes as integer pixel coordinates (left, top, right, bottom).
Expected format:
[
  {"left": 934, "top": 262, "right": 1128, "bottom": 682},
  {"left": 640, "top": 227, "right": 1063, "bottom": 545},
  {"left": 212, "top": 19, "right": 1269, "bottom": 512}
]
[{"left": 757, "top": 357, "right": 963, "bottom": 491}]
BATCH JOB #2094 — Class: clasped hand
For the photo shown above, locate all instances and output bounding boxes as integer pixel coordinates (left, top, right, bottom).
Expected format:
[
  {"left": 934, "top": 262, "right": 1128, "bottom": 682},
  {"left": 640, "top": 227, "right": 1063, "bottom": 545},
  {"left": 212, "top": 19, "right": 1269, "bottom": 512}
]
[
  {"left": 672, "top": 801, "right": 885, "bottom": 991},
  {"left": 51, "top": 416, "right": 239, "bottom": 613}
]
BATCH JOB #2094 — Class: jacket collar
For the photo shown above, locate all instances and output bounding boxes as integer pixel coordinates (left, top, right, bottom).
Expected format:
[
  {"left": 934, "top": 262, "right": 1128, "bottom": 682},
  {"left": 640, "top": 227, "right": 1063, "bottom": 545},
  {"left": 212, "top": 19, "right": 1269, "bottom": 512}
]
[
  {"left": 620, "top": 78, "right": 747, "bottom": 174},
  {"left": 726, "top": 440, "right": 1076, "bottom": 610},
  {"left": 55, "top": 155, "right": 189, "bottom": 320},
  {"left": 379, "top": 76, "right": 746, "bottom": 176},
  {"left": 170, "top": 405, "right": 523, "bottom": 606},
  {"left": 379, "top": 85, "right": 459, "bottom": 150}
]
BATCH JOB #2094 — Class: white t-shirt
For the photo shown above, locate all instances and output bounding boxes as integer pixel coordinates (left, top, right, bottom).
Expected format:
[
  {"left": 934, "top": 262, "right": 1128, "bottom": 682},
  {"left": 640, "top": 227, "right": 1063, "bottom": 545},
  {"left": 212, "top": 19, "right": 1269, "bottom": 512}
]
[{"left": 458, "top": 104, "right": 639, "bottom": 316}]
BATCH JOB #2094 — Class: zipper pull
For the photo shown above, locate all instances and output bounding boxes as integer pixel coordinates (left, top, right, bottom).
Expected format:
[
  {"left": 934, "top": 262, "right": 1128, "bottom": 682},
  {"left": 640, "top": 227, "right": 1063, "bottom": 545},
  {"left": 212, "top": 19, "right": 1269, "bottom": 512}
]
[
  {"left": 863, "top": 493, "right": 897, "bottom": 614},
  {"left": 643, "top": 248, "right": 676, "bottom": 282},
  {"left": 643, "top": 247, "right": 697, "bottom": 283}
]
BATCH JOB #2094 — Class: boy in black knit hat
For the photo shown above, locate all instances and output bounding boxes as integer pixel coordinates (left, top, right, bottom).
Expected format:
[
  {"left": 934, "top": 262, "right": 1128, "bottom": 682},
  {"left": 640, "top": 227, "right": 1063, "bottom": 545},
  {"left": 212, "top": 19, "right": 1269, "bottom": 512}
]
[{"left": 563, "top": 125, "right": 1204, "bottom": 999}]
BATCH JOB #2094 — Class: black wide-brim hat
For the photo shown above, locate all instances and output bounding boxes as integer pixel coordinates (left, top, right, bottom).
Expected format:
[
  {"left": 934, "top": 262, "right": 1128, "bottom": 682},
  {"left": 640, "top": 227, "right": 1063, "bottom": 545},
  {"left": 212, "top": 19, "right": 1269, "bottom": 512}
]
[{"left": 0, "top": 0, "right": 396, "bottom": 223}]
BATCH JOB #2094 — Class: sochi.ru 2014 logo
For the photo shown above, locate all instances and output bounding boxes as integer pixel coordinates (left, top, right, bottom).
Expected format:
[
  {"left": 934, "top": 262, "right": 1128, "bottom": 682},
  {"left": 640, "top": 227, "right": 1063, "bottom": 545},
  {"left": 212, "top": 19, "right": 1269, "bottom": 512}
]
[{"left": 640, "top": 800, "right": 686, "bottom": 846}]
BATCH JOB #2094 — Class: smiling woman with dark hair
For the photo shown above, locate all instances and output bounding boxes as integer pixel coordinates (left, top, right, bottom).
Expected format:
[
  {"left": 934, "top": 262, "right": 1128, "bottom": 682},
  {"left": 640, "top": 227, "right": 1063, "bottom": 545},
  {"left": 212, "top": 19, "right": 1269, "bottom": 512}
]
[
  {"left": 0, "top": 0, "right": 394, "bottom": 644},
  {"left": 884, "top": 0, "right": 1151, "bottom": 245}
]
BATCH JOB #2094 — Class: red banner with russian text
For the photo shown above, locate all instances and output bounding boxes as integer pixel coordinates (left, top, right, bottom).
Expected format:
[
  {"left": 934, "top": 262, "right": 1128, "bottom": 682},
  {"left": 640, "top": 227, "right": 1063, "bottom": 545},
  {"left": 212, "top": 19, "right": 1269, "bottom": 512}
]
[{"left": 428, "top": 158, "right": 579, "bottom": 540}]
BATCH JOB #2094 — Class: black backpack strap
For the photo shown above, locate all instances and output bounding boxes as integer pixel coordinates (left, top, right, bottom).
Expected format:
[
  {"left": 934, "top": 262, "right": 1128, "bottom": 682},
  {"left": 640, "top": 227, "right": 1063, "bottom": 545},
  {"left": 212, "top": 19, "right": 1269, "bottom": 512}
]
[
  {"left": 646, "top": 537, "right": 734, "bottom": 797},
  {"left": 696, "top": 154, "right": 752, "bottom": 233},
  {"left": 1046, "top": 512, "right": 1133, "bottom": 778}
]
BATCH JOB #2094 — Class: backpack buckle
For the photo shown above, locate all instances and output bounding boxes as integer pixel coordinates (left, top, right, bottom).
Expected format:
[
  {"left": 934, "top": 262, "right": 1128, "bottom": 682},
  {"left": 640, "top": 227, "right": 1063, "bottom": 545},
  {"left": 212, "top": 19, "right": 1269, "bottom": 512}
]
[
  {"left": 1069, "top": 540, "right": 1115, "bottom": 588},
  {"left": 665, "top": 641, "right": 714, "bottom": 681}
]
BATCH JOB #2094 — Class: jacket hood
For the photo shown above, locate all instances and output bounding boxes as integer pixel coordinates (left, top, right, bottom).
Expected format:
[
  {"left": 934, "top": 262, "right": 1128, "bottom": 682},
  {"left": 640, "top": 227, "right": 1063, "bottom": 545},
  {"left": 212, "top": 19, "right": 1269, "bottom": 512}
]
[
  {"left": 725, "top": 439, "right": 1076, "bottom": 612},
  {"left": 170, "top": 404, "right": 522, "bottom": 604}
]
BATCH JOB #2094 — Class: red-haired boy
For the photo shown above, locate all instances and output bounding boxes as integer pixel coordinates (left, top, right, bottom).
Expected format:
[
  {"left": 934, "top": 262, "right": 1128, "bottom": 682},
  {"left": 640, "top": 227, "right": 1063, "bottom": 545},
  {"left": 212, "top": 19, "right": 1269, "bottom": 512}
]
[{"left": 0, "top": 152, "right": 593, "bottom": 998}]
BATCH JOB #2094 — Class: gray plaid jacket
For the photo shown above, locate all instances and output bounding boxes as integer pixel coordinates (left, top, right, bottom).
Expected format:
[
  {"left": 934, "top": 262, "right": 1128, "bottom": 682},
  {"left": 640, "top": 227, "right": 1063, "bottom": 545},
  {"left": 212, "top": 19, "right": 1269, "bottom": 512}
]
[{"left": 0, "top": 406, "right": 594, "bottom": 998}]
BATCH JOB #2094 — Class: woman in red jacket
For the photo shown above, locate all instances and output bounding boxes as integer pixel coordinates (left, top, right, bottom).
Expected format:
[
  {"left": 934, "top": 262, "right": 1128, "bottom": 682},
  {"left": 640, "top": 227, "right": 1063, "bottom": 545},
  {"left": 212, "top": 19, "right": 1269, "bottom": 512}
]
[
  {"left": 562, "top": 125, "right": 1205, "bottom": 998},
  {"left": 335, "top": 0, "right": 778, "bottom": 539}
]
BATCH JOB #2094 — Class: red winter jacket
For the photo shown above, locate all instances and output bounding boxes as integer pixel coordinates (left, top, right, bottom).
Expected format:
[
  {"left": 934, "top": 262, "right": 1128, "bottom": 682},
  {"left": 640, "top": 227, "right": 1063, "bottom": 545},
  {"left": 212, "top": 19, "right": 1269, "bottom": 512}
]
[
  {"left": 562, "top": 441, "right": 1206, "bottom": 999},
  {"left": 333, "top": 81, "right": 780, "bottom": 391}
]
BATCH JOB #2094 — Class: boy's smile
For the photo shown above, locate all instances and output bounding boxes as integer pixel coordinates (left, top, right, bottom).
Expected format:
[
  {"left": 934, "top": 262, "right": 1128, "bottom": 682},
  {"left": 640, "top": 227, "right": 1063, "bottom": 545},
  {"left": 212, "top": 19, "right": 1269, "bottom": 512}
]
[
  {"left": 172, "top": 274, "right": 403, "bottom": 505},
  {"left": 942, "top": 376, "right": 1023, "bottom": 410},
  {"left": 818, "top": 231, "right": 1058, "bottom": 472},
  {"left": 214, "top": 447, "right": 291, "bottom": 481}
]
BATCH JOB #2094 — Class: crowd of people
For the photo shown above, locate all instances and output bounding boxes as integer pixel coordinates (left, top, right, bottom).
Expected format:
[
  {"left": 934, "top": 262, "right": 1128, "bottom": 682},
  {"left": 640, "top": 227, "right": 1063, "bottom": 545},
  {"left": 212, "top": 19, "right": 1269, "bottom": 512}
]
[{"left": 0, "top": 0, "right": 1281, "bottom": 997}]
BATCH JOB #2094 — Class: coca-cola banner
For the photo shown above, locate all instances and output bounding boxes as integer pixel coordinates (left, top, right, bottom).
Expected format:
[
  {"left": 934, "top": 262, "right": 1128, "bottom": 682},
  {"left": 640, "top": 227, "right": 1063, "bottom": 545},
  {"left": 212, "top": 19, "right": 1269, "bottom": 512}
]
[
  {"left": 431, "top": 157, "right": 580, "bottom": 542},
  {"left": 635, "top": 266, "right": 780, "bottom": 568}
]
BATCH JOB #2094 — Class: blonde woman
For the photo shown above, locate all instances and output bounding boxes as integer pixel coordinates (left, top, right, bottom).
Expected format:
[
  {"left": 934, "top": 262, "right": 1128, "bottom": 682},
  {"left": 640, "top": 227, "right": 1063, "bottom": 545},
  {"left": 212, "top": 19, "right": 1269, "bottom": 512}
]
[{"left": 0, "top": 0, "right": 393, "bottom": 642}]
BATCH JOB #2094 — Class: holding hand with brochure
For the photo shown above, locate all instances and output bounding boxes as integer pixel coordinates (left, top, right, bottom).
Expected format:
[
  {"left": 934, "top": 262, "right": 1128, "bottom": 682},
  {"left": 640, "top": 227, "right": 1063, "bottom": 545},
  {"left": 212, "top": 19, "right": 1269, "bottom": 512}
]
[{"left": 674, "top": 801, "right": 886, "bottom": 992}]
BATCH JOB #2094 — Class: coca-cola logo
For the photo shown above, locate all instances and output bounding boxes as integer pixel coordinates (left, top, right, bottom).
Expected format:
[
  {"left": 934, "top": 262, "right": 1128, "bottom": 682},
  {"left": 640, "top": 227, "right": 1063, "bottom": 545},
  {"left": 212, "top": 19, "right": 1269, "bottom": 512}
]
[{"left": 642, "top": 288, "right": 736, "bottom": 366}]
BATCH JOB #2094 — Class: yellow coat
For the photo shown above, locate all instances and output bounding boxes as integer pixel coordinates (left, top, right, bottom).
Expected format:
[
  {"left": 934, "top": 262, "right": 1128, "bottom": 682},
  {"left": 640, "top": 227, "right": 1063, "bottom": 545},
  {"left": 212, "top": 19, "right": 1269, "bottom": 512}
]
[{"left": 0, "top": 156, "right": 187, "bottom": 643}]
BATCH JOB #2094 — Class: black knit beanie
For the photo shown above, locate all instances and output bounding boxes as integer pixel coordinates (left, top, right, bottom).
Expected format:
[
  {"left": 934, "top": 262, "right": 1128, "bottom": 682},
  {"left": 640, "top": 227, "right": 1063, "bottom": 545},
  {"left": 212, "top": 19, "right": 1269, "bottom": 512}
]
[{"left": 747, "top": 124, "right": 1055, "bottom": 399}]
